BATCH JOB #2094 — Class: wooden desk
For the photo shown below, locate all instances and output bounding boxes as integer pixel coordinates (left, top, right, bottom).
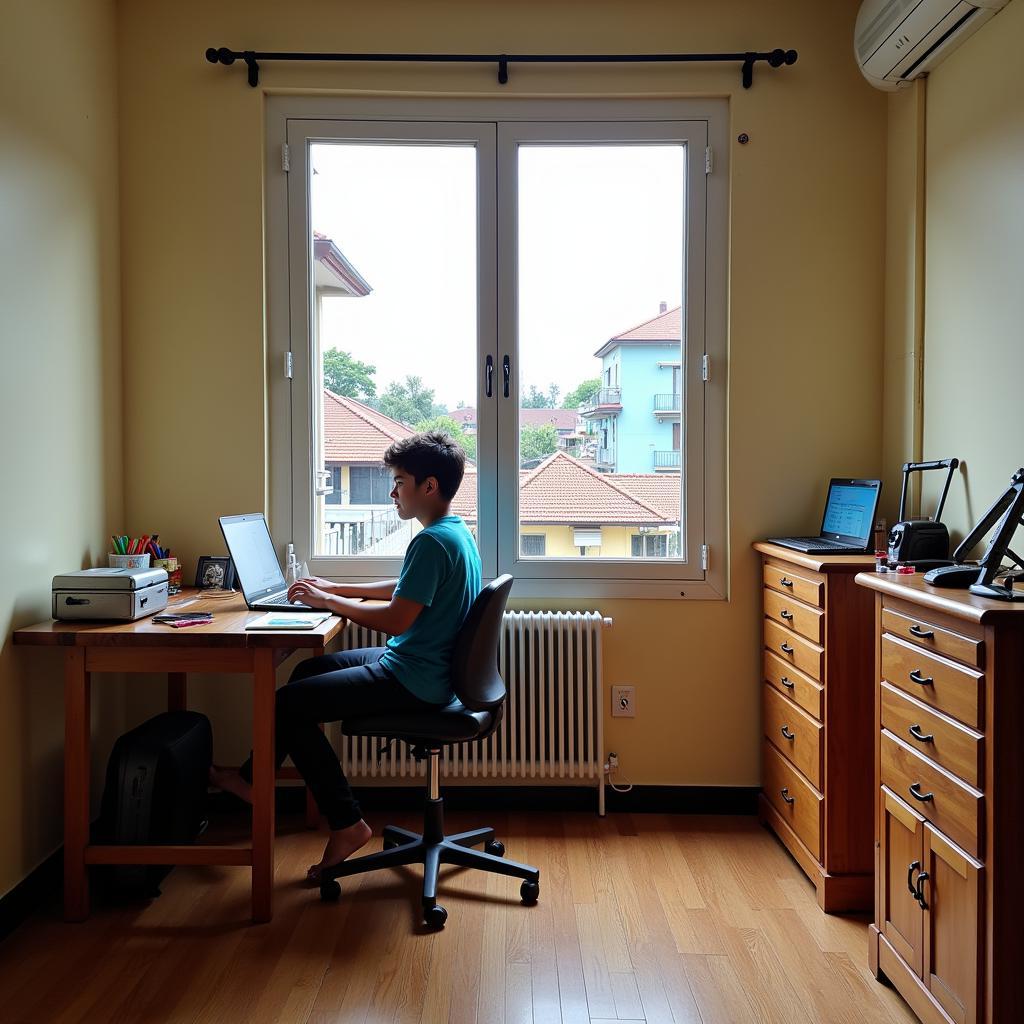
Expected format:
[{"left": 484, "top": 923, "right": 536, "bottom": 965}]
[{"left": 13, "top": 590, "right": 346, "bottom": 924}]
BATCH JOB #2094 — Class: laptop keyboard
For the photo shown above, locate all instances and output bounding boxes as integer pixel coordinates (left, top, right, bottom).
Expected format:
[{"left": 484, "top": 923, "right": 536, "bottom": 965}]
[
  {"left": 773, "top": 537, "right": 849, "bottom": 549},
  {"left": 263, "top": 594, "right": 310, "bottom": 608}
]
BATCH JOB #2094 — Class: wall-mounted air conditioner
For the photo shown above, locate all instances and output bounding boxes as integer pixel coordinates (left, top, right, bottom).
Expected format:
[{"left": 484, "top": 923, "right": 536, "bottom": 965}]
[{"left": 855, "top": 0, "right": 1010, "bottom": 90}]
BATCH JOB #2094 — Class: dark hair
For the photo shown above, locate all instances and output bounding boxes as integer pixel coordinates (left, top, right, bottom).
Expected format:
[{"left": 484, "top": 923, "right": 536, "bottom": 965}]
[{"left": 383, "top": 431, "right": 466, "bottom": 501}]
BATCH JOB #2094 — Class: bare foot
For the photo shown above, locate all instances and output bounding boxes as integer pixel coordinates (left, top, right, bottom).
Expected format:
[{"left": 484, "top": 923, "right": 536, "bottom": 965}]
[
  {"left": 307, "top": 819, "right": 373, "bottom": 882},
  {"left": 209, "top": 765, "right": 252, "bottom": 805}
]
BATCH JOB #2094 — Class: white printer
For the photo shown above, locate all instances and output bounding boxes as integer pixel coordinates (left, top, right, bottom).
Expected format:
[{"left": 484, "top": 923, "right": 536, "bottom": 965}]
[{"left": 52, "top": 567, "right": 169, "bottom": 621}]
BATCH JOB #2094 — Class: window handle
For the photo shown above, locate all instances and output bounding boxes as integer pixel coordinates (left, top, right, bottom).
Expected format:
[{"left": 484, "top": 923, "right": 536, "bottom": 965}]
[
  {"left": 502, "top": 354, "right": 510, "bottom": 398},
  {"left": 485, "top": 355, "right": 494, "bottom": 398}
]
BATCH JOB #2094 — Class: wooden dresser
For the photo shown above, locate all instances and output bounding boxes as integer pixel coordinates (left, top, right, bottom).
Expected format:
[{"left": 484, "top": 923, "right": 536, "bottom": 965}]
[
  {"left": 753, "top": 542, "right": 876, "bottom": 912},
  {"left": 856, "top": 572, "right": 1024, "bottom": 1024}
]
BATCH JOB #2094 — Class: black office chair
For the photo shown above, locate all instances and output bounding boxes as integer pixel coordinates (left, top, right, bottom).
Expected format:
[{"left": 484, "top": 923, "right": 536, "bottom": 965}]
[{"left": 318, "top": 574, "right": 540, "bottom": 929}]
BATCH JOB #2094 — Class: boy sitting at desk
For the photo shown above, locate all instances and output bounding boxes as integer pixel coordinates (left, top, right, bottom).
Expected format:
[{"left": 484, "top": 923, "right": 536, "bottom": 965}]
[{"left": 210, "top": 432, "right": 481, "bottom": 880}]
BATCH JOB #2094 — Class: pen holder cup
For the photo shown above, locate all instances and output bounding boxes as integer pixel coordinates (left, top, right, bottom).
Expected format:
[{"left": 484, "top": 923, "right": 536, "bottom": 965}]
[
  {"left": 153, "top": 557, "right": 182, "bottom": 595},
  {"left": 109, "top": 553, "right": 151, "bottom": 570}
]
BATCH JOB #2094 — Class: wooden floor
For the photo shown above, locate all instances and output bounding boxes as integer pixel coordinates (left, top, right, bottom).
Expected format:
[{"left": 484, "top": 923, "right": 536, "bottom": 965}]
[{"left": 0, "top": 810, "right": 918, "bottom": 1024}]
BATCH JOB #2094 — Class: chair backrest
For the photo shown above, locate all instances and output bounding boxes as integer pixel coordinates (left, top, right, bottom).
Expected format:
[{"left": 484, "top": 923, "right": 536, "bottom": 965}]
[{"left": 450, "top": 574, "right": 513, "bottom": 712}]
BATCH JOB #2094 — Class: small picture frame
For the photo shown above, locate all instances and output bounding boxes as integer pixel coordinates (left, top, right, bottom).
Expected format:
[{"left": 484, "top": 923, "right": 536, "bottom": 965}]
[{"left": 194, "top": 555, "right": 236, "bottom": 592}]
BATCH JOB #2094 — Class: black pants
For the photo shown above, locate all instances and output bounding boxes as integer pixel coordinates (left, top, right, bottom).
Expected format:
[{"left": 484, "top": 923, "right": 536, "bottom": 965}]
[{"left": 239, "top": 647, "right": 441, "bottom": 830}]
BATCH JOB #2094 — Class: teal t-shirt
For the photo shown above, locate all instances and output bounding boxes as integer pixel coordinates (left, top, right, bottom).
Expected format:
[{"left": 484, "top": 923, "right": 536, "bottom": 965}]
[{"left": 379, "top": 515, "right": 482, "bottom": 704}]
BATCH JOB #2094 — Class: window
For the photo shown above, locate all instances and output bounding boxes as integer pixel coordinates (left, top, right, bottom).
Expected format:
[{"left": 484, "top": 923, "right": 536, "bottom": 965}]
[
  {"left": 349, "top": 466, "right": 392, "bottom": 506},
  {"left": 632, "top": 533, "right": 668, "bottom": 558},
  {"left": 520, "top": 534, "right": 546, "bottom": 557},
  {"left": 267, "top": 97, "right": 727, "bottom": 598}
]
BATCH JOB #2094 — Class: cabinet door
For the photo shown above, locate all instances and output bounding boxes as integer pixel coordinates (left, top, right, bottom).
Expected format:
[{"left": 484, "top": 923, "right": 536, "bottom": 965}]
[
  {"left": 922, "top": 824, "right": 982, "bottom": 1024},
  {"left": 879, "top": 787, "right": 924, "bottom": 975}
]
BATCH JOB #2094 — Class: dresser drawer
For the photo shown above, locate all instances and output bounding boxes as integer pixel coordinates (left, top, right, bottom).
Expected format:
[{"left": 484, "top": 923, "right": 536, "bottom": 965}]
[
  {"left": 881, "top": 635, "right": 983, "bottom": 729},
  {"left": 764, "top": 650, "right": 823, "bottom": 720},
  {"left": 881, "top": 606, "right": 983, "bottom": 668},
  {"left": 762, "top": 562, "right": 824, "bottom": 608},
  {"left": 762, "top": 742, "right": 822, "bottom": 859},
  {"left": 763, "top": 683, "right": 822, "bottom": 788},
  {"left": 764, "top": 587, "right": 823, "bottom": 644},
  {"left": 881, "top": 683, "right": 982, "bottom": 789},
  {"left": 764, "top": 619, "right": 824, "bottom": 682},
  {"left": 880, "top": 730, "right": 982, "bottom": 858}
]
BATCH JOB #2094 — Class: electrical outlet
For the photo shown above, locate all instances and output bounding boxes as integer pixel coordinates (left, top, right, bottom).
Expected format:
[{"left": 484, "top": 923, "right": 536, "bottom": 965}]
[{"left": 611, "top": 685, "right": 636, "bottom": 718}]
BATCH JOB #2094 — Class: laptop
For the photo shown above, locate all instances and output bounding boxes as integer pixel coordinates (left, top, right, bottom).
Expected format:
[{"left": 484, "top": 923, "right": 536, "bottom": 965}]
[
  {"left": 219, "top": 513, "right": 314, "bottom": 611},
  {"left": 768, "top": 478, "right": 882, "bottom": 555}
]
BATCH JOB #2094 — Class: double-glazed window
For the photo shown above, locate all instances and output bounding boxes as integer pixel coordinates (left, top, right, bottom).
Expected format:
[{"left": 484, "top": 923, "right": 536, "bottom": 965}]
[{"left": 267, "top": 98, "right": 727, "bottom": 598}]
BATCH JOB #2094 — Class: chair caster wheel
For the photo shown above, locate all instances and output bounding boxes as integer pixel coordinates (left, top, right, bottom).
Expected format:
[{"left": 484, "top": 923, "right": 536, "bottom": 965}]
[
  {"left": 484, "top": 839, "right": 505, "bottom": 857},
  {"left": 424, "top": 904, "right": 448, "bottom": 930},
  {"left": 520, "top": 879, "right": 539, "bottom": 905},
  {"left": 320, "top": 879, "right": 341, "bottom": 902}
]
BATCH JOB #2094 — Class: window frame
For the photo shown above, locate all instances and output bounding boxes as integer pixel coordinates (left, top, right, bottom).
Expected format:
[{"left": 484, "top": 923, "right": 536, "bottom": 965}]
[{"left": 265, "top": 96, "right": 728, "bottom": 600}]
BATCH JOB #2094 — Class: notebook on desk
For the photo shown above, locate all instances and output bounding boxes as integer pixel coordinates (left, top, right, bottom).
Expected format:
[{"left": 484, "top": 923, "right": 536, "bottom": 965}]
[{"left": 768, "top": 478, "right": 881, "bottom": 555}]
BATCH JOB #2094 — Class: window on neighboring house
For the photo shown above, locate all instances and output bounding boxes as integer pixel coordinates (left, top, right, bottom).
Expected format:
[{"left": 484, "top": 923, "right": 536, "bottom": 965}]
[
  {"left": 267, "top": 96, "right": 727, "bottom": 598},
  {"left": 632, "top": 534, "right": 668, "bottom": 557},
  {"left": 349, "top": 466, "right": 392, "bottom": 505},
  {"left": 520, "top": 534, "right": 546, "bottom": 557}
]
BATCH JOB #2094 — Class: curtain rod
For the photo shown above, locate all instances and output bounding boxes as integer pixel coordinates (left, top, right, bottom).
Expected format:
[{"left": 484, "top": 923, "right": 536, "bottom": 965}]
[{"left": 204, "top": 47, "right": 798, "bottom": 89}]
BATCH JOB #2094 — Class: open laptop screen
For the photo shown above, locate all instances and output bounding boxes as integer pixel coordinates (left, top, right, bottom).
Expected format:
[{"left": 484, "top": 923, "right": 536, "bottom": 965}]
[
  {"left": 820, "top": 479, "right": 880, "bottom": 545},
  {"left": 219, "top": 513, "right": 287, "bottom": 603}
]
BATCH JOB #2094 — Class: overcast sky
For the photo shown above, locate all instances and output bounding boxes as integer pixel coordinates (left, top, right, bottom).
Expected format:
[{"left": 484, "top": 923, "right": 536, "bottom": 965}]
[{"left": 314, "top": 141, "right": 684, "bottom": 410}]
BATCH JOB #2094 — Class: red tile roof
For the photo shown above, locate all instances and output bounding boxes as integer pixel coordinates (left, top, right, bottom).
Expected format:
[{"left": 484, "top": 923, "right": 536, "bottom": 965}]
[
  {"left": 594, "top": 305, "right": 681, "bottom": 357},
  {"left": 448, "top": 407, "right": 476, "bottom": 425},
  {"left": 322, "top": 390, "right": 414, "bottom": 463},
  {"left": 607, "top": 473, "right": 681, "bottom": 521}
]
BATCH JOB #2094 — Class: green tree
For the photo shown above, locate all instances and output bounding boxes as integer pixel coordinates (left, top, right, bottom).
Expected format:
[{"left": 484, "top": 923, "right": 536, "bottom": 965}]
[
  {"left": 377, "top": 376, "right": 446, "bottom": 426},
  {"left": 519, "top": 424, "right": 559, "bottom": 463},
  {"left": 521, "top": 383, "right": 560, "bottom": 409},
  {"left": 414, "top": 415, "right": 477, "bottom": 463},
  {"left": 321, "top": 348, "right": 377, "bottom": 402},
  {"left": 561, "top": 376, "right": 601, "bottom": 409}
]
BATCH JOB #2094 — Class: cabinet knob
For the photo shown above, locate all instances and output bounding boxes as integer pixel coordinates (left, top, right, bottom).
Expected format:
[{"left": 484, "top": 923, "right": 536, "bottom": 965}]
[
  {"left": 914, "top": 869, "right": 930, "bottom": 909},
  {"left": 781, "top": 725, "right": 796, "bottom": 741},
  {"left": 780, "top": 676, "right": 795, "bottom": 689},
  {"left": 780, "top": 642, "right": 794, "bottom": 654},
  {"left": 780, "top": 787, "right": 795, "bottom": 805},
  {"left": 908, "top": 724, "right": 934, "bottom": 743},
  {"left": 909, "top": 624, "right": 934, "bottom": 639},
  {"left": 908, "top": 669, "right": 933, "bottom": 686},
  {"left": 780, "top": 610, "right": 794, "bottom": 620},
  {"left": 780, "top": 577, "right": 794, "bottom": 588}
]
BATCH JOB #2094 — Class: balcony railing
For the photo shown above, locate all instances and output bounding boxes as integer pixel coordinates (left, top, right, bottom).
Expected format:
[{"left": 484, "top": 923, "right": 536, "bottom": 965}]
[
  {"left": 322, "top": 506, "right": 406, "bottom": 555},
  {"left": 579, "top": 387, "right": 622, "bottom": 414},
  {"left": 653, "top": 449, "right": 681, "bottom": 469},
  {"left": 653, "top": 393, "right": 681, "bottom": 413},
  {"left": 595, "top": 447, "right": 615, "bottom": 467}
]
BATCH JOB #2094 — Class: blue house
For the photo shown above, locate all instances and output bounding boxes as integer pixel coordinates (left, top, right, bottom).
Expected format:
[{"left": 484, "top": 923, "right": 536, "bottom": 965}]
[{"left": 581, "top": 303, "right": 682, "bottom": 473}]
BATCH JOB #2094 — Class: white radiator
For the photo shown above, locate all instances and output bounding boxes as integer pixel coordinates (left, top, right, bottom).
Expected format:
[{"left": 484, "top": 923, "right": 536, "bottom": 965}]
[{"left": 331, "top": 611, "right": 611, "bottom": 814}]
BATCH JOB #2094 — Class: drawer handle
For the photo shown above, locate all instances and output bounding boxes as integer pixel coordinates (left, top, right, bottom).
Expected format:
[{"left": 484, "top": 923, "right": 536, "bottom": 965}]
[
  {"left": 908, "top": 724, "right": 934, "bottom": 743},
  {"left": 780, "top": 610, "right": 794, "bottom": 620},
  {"left": 780, "top": 676, "right": 795, "bottom": 689},
  {"left": 779, "top": 577, "right": 794, "bottom": 588},
  {"left": 780, "top": 642, "right": 794, "bottom": 654},
  {"left": 914, "top": 870, "right": 930, "bottom": 909},
  {"left": 780, "top": 787, "right": 795, "bottom": 805},
  {"left": 908, "top": 669, "right": 933, "bottom": 686},
  {"left": 908, "top": 782, "right": 934, "bottom": 803},
  {"left": 909, "top": 624, "right": 934, "bottom": 640},
  {"left": 907, "top": 860, "right": 921, "bottom": 896},
  {"left": 781, "top": 725, "right": 796, "bottom": 741}
]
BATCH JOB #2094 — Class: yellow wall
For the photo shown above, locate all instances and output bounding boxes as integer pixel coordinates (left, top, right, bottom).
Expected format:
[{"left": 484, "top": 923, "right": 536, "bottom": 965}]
[
  {"left": 917, "top": 0, "right": 1024, "bottom": 540},
  {"left": 116, "top": 0, "right": 887, "bottom": 785},
  {"left": 0, "top": 0, "right": 124, "bottom": 898}
]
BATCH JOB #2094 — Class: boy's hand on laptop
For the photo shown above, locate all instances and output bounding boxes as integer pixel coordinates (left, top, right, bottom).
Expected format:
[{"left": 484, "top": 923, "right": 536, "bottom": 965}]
[{"left": 287, "top": 580, "right": 330, "bottom": 608}]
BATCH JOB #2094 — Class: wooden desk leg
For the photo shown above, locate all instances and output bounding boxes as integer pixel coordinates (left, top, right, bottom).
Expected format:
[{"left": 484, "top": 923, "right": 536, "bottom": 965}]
[
  {"left": 168, "top": 673, "right": 187, "bottom": 712},
  {"left": 251, "top": 649, "right": 276, "bottom": 923},
  {"left": 64, "top": 648, "right": 90, "bottom": 921},
  {"left": 305, "top": 726, "right": 323, "bottom": 830}
]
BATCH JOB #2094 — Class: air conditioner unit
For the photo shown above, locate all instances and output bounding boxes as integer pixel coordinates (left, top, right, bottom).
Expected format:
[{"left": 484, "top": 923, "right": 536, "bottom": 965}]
[{"left": 855, "top": 0, "right": 1010, "bottom": 90}]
